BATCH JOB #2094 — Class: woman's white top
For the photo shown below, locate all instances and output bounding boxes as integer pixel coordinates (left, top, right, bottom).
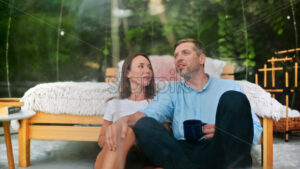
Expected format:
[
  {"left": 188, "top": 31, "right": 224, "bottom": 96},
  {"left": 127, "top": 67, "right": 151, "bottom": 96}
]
[{"left": 104, "top": 99, "right": 149, "bottom": 122}]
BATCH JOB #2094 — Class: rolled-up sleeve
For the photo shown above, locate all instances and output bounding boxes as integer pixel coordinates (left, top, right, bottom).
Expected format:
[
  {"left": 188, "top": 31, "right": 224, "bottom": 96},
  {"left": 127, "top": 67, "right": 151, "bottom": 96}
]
[
  {"left": 252, "top": 112, "right": 263, "bottom": 145},
  {"left": 139, "top": 85, "right": 174, "bottom": 123}
]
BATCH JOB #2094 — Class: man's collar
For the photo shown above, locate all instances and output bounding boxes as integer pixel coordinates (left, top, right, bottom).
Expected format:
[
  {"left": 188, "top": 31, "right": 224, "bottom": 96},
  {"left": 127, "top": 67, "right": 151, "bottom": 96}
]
[{"left": 183, "top": 74, "right": 212, "bottom": 92}]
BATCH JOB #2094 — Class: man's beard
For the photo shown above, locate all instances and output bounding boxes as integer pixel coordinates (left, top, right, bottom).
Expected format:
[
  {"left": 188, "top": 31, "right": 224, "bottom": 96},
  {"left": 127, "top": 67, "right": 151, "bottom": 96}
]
[{"left": 176, "top": 69, "right": 191, "bottom": 81}]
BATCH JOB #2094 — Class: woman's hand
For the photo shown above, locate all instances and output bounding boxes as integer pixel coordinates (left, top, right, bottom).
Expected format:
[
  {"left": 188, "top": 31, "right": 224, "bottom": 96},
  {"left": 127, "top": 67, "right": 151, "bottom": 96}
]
[
  {"left": 105, "top": 117, "right": 129, "bottom": 151},
  {"left": 98, "top": 120, "right": 112, "bottom": 148},
  {"left": 105, "top": 112, "right": 145, "bottom": 151}
]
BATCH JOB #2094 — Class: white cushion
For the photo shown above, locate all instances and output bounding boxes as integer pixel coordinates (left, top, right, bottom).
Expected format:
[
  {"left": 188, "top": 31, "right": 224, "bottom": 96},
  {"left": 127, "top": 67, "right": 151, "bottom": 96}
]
[{"left": 204, "top": 57, "right": 226, "bottom": 78}]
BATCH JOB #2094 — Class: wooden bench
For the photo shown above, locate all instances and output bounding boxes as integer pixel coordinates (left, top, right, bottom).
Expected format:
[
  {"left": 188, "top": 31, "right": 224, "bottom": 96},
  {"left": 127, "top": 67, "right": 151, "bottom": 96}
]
[{"left": 18, "top": 65, "right": 273, "bottom": 168}]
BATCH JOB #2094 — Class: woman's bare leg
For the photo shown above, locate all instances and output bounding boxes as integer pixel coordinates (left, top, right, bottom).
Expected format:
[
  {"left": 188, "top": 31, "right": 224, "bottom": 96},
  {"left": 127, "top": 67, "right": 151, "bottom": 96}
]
[{"left": 94, "top": 128, "right": 136, "bottom": 169}]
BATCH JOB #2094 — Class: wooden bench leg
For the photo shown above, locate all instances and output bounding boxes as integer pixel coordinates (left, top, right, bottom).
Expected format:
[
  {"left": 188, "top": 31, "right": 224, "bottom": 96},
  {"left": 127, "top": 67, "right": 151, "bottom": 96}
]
[
  {"left": 263, "top": 117, "right": 273, "bottom": 169},
  {"left": 3, "top": 122, "right": 15, "bottom": 169},
  {"left": 19, "top": 119, "right": 30, "bottom": 167},
  {"left": 285, "top": 132, "right": 289, "bottom": 142}
]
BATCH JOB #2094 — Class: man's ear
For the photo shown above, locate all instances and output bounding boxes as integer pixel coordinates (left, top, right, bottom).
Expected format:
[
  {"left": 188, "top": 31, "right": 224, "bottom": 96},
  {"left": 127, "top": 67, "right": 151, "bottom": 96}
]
[{"left": 199, "top": 53, "right": 206, "bottom": 64}]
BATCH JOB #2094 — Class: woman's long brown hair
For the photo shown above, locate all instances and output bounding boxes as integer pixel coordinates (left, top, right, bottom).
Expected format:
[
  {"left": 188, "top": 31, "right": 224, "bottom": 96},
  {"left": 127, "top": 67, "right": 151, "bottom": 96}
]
[{"left": 120, "top": 53, "right": 155, "bottom": 100}]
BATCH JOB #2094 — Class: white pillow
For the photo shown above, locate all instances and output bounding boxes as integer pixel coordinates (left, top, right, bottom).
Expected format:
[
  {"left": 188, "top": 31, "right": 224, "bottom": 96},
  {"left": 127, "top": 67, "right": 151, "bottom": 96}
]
[{"left": 204, "top": 57, "right": 227, "bottom": 78}]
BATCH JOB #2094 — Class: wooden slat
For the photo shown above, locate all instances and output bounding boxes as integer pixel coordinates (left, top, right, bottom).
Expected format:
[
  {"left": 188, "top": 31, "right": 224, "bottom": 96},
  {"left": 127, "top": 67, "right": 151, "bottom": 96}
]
[
  {"left": 222, "top": 65, "right": 234, "bottom": 74},
  {"left": 0, "top": 98, "right": 20, "bottom": 102},
  {"left": 29, "top": 111, "right": 103, "bottom": 125},
  {"left": 263, "top": 117, "right": 273, "bottom": 168},
  {"left": 29, "top": 125, "right": 101, "bottom": 142},
  {"left": 274, "top": 48, "right": 300, "bottom": 54},
  {"left": 220, "top": 75, "right": 234, "bottom": 80},
  {"left": 258, "top": 67, "right": 283, "bottom": 72},
  {"left": 105, "top": 77, "right": 117, "bottom": 83},
  {"left": 0, "top": 101, "right": 24, "bottom": 107},
  {"left": 105, "top": 67, "right": 119, "bottom": 76},
  {"left": 267, "top": 57, "right": 293, "bottom": 62},
  {"left": 265, "top": 89, "right": 294, "bottom": 93},
  {"left": 105, "top": 67, "right": 119, "bottom": 82},
  {"left": 221, "top": 65, "right": 234, "bottom": 80}
]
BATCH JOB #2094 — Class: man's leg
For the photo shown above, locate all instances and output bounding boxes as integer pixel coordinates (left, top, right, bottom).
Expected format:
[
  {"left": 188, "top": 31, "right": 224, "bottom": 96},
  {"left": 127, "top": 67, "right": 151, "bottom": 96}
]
[
  {"left": 210, "top": 90, "right": 253, "bottom": 169},
  {"left": 133, "top": 117, "right": 204, "bottom": 169}
]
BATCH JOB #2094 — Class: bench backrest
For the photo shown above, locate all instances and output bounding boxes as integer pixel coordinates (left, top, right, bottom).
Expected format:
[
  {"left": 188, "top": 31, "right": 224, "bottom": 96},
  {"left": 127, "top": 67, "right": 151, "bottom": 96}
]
[{"left": 105, "top": 65, "right": 234, "bottom": 82}]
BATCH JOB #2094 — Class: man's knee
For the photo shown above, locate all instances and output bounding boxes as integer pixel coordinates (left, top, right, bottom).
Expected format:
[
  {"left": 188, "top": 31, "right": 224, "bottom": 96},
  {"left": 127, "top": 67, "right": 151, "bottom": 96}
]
[
  {"left": 133, "top": 117, "right": 169, "bottom": 142},
  {"left": 133, "top": 117, "right": 159, "bottom": 133},
  {"left": 219, "top": 90, "right": 251, "bottom": 116}
]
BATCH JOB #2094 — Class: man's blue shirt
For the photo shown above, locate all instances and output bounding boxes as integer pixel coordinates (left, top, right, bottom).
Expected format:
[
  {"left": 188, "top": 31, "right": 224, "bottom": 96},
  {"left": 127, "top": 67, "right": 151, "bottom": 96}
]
[{"left": 140, "top": 76, "right": 263, "bottom": 145}]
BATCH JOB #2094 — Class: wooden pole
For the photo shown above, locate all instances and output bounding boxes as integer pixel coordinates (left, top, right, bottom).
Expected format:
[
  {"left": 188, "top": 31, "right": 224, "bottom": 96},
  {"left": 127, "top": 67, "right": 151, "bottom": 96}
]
[
  {"left": 271, "top": 57, "right": 275, "bottom": 87},
  {"left": 263, "top": 117, "right": 273, "bottom": 168},
  {"left": 19, "top": 119, "right": 31, "bottom": 167},
  {"left": 264, "top": 64, "right": 267, "bottom": 88},
  {"left": 285, "top": 71, "right": 289, "bottom": 88},
  {"left": 255, "top": 73, "right": 258, "bottom": 85},
  {"left": 285, "top": 70, "right": 289, "bottom": 141},
  {"left": 285, "top": 95, "right": 289, "bottom": 142},
  {"left": 295, "top": 62, "right": 298, "bottom": 87}
]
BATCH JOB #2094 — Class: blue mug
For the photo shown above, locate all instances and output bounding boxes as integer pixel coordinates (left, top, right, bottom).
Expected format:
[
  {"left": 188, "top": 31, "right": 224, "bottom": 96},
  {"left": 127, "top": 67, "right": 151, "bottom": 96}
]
[{"left": 183, "top": 120, "right": 206, "bottom": 141}]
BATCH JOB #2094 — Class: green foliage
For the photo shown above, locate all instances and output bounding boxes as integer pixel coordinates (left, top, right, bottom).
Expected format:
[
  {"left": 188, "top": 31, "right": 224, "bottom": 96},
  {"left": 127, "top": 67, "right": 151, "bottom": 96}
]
[{"left": 0, "top": 0, "right": 299, "bottom": 97}]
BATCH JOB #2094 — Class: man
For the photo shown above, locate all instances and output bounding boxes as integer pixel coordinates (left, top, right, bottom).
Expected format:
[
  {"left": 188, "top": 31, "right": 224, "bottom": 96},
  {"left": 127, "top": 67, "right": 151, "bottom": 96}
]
[{"left": 106, "top": 39, "right": 262, "bottom": 169}]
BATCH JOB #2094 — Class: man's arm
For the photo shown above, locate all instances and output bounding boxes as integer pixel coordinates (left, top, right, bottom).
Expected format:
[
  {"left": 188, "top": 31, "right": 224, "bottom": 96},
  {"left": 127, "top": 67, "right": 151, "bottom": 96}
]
[
  {"left": 127, "top": 112, "right": 146, "bottom": 127},
  {"left": 105, "top": 112, "right": 145, "bottom": 151}
]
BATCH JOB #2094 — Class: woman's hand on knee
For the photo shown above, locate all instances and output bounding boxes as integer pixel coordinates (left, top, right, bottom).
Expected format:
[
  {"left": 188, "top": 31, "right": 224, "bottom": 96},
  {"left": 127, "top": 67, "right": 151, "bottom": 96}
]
[
  {"left": 105, "top": 123, "right": 118, "bottom": 151},
  {"left": 105, "top": 117, "right": 130, "bottom": 151}
]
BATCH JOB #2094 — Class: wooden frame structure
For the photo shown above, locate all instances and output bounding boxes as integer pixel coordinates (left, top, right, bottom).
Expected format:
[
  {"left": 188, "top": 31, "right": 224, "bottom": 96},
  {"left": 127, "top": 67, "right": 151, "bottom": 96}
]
[
  {"left": 255, "top": 48, "right": 300, "bottom": 142},
  {"left": 18, "top": 65, "right": 273, "bottom": 168}
]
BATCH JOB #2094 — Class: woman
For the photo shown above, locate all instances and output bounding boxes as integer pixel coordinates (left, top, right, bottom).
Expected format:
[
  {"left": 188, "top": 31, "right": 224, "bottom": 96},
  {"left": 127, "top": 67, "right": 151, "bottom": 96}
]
[{"left": 94, "top": 53, "right": 162, "bottom": 169}]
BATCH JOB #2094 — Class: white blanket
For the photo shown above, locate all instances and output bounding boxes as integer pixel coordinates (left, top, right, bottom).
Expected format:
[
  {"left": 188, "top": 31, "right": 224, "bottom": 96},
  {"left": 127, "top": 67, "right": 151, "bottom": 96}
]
[
  {"left": 20, "top": 81, "right": 300, "bottom": 121},
  {"left": 237, "top": 80, "right": 299, "bottom": 121},
  {"left": 21, "top": 82, "right": 118, "bottom": 116}
]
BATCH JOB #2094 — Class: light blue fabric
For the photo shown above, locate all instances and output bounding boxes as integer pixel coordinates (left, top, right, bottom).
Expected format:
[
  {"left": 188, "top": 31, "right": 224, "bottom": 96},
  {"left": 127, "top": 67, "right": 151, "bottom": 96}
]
[{"left": 140, "top": 75, "right": 263, "bottom": 145}]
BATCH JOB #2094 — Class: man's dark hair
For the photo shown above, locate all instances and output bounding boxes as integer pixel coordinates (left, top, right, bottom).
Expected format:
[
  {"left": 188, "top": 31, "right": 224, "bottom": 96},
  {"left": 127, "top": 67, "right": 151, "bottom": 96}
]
[{"left": 174, "top": 38, "right": 206, "bottom": 55}]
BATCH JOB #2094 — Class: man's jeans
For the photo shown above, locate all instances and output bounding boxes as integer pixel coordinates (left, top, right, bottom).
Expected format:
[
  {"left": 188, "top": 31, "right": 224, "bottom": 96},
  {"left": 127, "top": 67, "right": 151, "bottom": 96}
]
[{"left": 133, "top": 91, "right": 253, "bottom": 169}]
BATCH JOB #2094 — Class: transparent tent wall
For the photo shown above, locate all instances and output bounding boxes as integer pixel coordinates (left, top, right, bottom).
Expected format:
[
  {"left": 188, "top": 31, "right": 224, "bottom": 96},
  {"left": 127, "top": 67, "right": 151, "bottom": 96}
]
[{"left": 0, "top": 0, "right": 299, "bottom": 109}]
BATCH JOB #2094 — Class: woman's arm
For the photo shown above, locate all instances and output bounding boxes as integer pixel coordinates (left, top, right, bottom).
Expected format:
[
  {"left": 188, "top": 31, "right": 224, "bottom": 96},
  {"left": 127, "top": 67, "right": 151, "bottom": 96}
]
[{"left": 98, "top": 120, "right": 113, "bottom": 148}]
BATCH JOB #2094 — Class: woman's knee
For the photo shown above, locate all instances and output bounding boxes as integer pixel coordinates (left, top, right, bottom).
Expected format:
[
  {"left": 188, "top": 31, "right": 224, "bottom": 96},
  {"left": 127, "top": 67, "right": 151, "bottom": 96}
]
[{"left": 122, "top": 128, "right": 136, "bottom": 149}]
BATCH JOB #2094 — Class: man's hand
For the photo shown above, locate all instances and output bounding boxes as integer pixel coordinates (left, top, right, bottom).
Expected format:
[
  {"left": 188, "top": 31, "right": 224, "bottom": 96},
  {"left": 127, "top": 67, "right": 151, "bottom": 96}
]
[
  {"left": 105, "top": 117, "right": 129, "bottom": 151},
  {"left": 203, "top": 124, "right": 215, "bottom": 139}
]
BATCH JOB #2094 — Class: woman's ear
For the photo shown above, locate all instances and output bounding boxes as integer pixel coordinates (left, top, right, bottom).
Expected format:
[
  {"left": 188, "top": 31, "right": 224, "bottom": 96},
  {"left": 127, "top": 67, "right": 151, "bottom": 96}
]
[{"left": 126, "top": 70, "right": 131, "bottom": 79}]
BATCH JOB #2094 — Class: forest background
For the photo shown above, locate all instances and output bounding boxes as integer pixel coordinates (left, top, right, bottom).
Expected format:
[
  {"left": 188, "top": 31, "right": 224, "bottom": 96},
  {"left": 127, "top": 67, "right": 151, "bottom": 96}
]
[{"left": 0, "top": 0, "right": 299, "bottom": 110}]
